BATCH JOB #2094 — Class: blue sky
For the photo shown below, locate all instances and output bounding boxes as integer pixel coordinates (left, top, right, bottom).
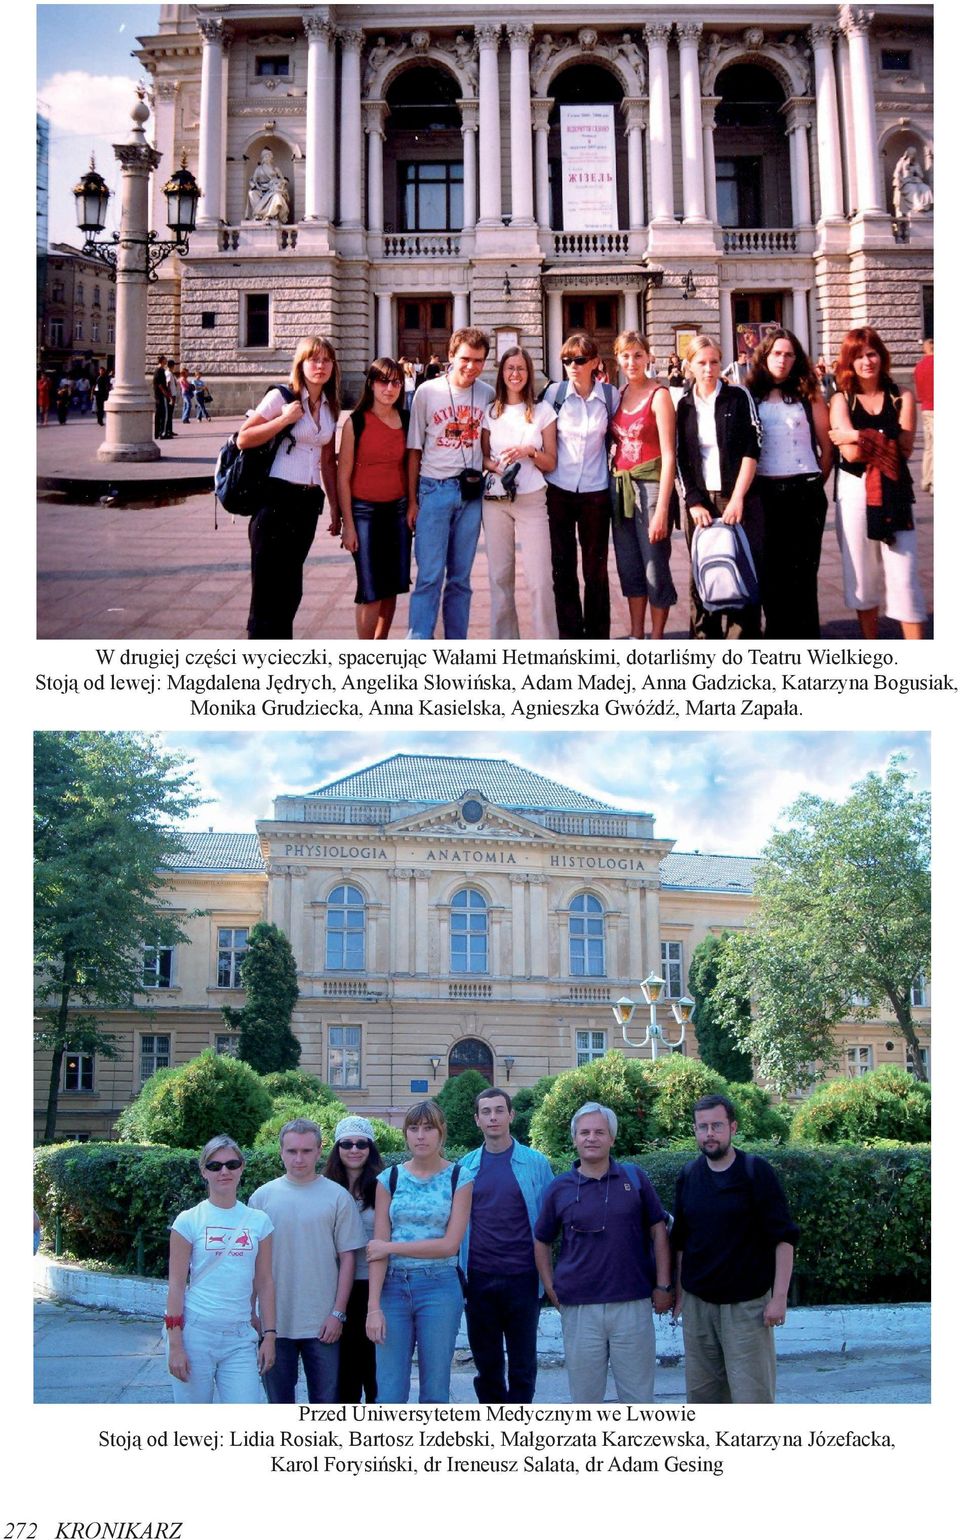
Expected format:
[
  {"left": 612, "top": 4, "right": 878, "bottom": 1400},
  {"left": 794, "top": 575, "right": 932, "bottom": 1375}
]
[
  {"left": 38, "top": 5, "right": 161, "bottom": 247},
  {"left": 163, "top": 730, "right": 930, "bottom": 857}
]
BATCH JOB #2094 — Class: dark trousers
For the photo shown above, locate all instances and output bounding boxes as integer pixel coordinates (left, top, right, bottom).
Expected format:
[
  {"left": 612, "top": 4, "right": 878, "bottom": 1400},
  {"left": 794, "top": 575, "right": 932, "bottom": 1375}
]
[
  {"left": 546, "top": 484, "right": 611, "bottom": 638},
  {"left": 684, "top": 490, "right": 764, "bottom": 640},
  {"left": 464, "top": 1269, "right": 541, "bottom": 1404},
  {"left": 154, "top": 397, "right": 166, "bottom": 437},
  {"left": 755, "top": 474, "right": 828, "bottom": 639},
  {"left": 338, "top": 1279, "right": 378, "bottom": 1404},
  {"left": 246, "top": 481, "right": 323, "bottom": 639},
  {"left": 263, "top": 1336, "right": 339, "bottom": 1404}
]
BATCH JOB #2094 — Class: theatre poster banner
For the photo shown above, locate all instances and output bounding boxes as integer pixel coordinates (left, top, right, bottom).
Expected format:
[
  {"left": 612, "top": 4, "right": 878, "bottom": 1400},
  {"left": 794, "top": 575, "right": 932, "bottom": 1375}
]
[{"left": 560, "top": 104, "right": 617, "bottom": 231}]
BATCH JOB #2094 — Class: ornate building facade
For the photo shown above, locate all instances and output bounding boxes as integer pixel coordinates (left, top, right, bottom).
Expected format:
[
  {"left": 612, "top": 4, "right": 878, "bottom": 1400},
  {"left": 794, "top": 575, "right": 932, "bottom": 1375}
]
[
  {"left": 34, "top": 754, "right": 931, "bottom": 1141},
  {"left": 134, "top": 3, "right": 933, "bottom": 407}
]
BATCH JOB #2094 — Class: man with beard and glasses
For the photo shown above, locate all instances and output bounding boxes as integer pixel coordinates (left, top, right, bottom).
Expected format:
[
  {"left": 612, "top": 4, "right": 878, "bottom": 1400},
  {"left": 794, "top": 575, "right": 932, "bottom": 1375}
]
[{"left": 671, "top": 1094, "right": 798, "bottom": 1403}]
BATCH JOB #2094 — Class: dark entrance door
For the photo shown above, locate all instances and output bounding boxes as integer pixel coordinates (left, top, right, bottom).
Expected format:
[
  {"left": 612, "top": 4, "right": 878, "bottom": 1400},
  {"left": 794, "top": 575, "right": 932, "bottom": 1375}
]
[
  {"left": 397, "top": 296, "right": 453, "bottom": 368},
  {"left": 448, "top": 1037, "right": 494, "bottom": 1082},
  {"left": 562, "top": 294, "right": 619, "bottom": 382}
]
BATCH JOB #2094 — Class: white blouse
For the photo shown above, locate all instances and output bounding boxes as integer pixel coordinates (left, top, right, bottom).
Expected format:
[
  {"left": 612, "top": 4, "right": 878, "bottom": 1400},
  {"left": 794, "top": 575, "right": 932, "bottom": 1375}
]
[
  {"left": 254, "top": 386, "right": 335, "bottom": 486},
  {"left": 756, "top": 399, "right": 820, "bottom": 476}
]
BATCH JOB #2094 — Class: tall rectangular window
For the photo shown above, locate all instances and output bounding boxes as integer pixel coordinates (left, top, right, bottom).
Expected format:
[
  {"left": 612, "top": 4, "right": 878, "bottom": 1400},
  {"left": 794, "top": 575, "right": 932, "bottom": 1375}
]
[
  {"left": 329, "top": 1026, "right": 362, "bottom": 1089},
  {"left": 845, "top": 1046, "right": 873, "bottom": 1077},
  {"left": 399, "top": 162, "right": 464, "bottom": 231},
  {"left": 661, "top": 941, "right": 683, "bottom": 998},
  {"left": 63, "top": 1049, "right": 94, "bottom": 1091},
  {"left": 140, "top": 1033, "right": 171, "bottom": 1084},
  {"left": 142, "top": 942, "right": 173, "bottom": 989},
  {"left": 576, "top": 1029, "right": 607, "bottom": 1066},
  {"left": 217, "top": 927, "right": 249, "bottom": 988},
  {"left": 245, "top": 293, "right": 270, "bottom": 348},
  {"left": 716, "top": 157, "right": 763, "bottom": 227}
]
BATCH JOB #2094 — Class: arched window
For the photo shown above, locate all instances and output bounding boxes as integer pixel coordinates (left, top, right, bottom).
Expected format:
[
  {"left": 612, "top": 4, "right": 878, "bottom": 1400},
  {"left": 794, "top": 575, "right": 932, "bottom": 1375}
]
[
  {"left": 714, "top": 65, "right": 789, "bottom": 229},
  {"left": 450, "top": 888, "right": 488, "bottom": 973},
  {"left": 449, "top": 1037, "right": 494, "bottom": 1081},
  {"left": 325, "top": 884, "right": 365, "bottom": 971},
  {"left": 569, "top": 893, "right": 605, "bottom": 977},
  {"left": 385, "top": 67, "right": 463, "bottom": 233}
]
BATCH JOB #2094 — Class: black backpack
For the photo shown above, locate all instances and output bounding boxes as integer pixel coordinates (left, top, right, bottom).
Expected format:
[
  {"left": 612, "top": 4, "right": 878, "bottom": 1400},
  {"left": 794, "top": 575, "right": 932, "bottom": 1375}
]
[{"left": 214, "top": 384, "right": 298, "bottom": 517}]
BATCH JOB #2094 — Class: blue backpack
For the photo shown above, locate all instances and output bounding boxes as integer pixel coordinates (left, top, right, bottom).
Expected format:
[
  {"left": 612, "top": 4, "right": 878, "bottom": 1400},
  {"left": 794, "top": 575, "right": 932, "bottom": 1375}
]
[
  {"left": 690, "top": 519, "right": 759, "bottom": 611},
  {"left": 213, "top": 384, "right": 298, "bottom": 517}
]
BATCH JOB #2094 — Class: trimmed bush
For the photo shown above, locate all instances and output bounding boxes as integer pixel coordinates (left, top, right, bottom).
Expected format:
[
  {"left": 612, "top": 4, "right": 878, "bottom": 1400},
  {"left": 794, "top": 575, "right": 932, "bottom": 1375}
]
[
  {"left": 638, "top": 1056, "right": 787, "bottom": 1144},
  {"left": 116, "top": 1050, "right": 272, "bottom": 1149},
  {"left": 261, "top": 1070, "right": 333, "bottom": 1104},
  {"left": 530, "top": 1052, "right": 659, "bottom": 1159},
  {"left": 436, "top": 1070, "right": 491, "bottom": 1149},
  {"left": 791, "top": 1066, "right": 931, "bottom": 1145},
  {"left": 511, "top": 1076, "right": 557, "bottom": 1145},
  {"left": 252, "top": 1097, "right": 348, "bottom": 1150},
  {"left": 34, "top": 1139, "right": 930, "bottom": 1302}
]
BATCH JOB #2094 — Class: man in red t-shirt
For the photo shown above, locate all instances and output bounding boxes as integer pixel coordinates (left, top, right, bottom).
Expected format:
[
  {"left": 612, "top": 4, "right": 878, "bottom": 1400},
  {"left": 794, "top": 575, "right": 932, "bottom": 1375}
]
[{"left": 914, "top": 339, "right": 934, "bottom": 493}]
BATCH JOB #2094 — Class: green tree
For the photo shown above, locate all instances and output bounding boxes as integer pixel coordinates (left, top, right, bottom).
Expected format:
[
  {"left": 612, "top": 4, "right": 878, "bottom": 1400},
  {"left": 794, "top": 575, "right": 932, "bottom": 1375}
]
[
  {"left": 436, "top": 1070, "right": 490, "bottom": 1149},
  {"left": 530, "top": 1052, "right": 659, "bottom": 1158},
  {"left": 714, "top": 759, "right": 930, "bottom": 1095},
  {"left": 687, "top": 933, "right": 754, "bottom": 1082},
  {"left": 790, "top": 1066, "right": 931, "bottom": 1145},
  {"left": 223, "top": 922, "right": 301, "bottom": 1073},
  {"left": 34, "top": 732, "right": 202, "bottom": 1142},
  {"left": 117, "top": 1049, "right": 273, "bottom": 1148}
]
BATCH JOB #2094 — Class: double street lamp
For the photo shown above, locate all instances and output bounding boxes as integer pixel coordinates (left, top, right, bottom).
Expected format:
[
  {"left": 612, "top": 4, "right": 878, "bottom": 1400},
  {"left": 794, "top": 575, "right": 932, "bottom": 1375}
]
[
  {"left": 611, "top": 973, "right": 695, "bottom": 1059},
  {"left": 72, "top": 88, "right": 201, "bottom": 462}
]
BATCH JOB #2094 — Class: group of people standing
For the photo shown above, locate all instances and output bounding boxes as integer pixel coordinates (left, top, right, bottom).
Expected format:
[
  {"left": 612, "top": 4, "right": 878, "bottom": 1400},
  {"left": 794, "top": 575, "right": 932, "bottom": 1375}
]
[
  {"left": 152, "top": 354, "right": 211, "bottom": 439},
  {"left": 165, "top": 1090, "right": 797, "bottom": 1407},
  {"left": 232, "top": 320, "right": 927, "bottom": 645}
]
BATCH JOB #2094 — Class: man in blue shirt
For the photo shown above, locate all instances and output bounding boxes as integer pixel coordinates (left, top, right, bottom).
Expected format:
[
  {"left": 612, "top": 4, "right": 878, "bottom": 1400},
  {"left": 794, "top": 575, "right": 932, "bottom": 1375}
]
[
  {"left": 534, "top": 1101, "right": 673, "bottom": 1403},
  {"left": 457, "top": 1086, "right": 554, "bottom": 1403}
]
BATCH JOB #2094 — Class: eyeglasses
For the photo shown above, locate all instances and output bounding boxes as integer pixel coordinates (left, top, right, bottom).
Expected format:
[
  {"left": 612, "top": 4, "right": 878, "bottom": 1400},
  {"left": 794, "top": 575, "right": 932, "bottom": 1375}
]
[
  {"left": 205, "top": 1158, "right": 243, "bottom": 1172},
  {"left": 563, "top": 356, "right": 593, "bottom": 367},
  {"left": 339, "top": 1139, "right": 370, "bottom": 1151},
  {"left": 568, "top": 1169, "right": 611, "bottom": 1236}
]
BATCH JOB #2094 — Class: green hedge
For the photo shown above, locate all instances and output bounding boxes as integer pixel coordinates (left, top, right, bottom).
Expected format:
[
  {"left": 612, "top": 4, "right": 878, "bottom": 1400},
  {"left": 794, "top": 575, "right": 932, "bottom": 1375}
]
[{"left": 34, "top": 1139, "right": 929, "bottom": 1304}]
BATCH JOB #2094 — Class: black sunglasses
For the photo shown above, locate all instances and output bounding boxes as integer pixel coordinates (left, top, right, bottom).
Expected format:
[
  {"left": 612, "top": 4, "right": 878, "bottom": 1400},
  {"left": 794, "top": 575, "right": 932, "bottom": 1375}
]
[
  {"left": 205, "top": 1158, "right": 243, "bottom": 1172},
  {"left": 339, "top": 1139, "right": 370, "bottom": 1151},
  {"left": 563, "top": 355, "right": 593, "bottom": 366}
]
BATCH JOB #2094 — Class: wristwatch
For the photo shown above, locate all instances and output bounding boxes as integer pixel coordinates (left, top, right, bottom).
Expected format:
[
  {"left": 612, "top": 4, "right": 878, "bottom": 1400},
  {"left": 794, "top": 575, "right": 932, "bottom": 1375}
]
[{"left": 330, "top": 1309, "right": 348, "bottom": 1323}]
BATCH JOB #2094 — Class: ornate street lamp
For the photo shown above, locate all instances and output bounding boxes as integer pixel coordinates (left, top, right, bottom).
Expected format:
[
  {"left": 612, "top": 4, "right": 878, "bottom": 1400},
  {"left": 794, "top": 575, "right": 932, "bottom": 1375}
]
[
  {"left": 612, "top": 973, "right": 694, "bottom": 1059},
  {"left": 71, "top": 89, "right": 201, "bottom": 462}
]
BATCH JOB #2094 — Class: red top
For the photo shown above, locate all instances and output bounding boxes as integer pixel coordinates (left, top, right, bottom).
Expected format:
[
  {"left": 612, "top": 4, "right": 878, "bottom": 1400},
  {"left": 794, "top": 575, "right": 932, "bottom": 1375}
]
[
  {"left": 914, "top": 353, "right": 934, "bottom": 412},
  {"left": 610, "top": 387, "right": 666, "bottom": 471},
  {"left": 351, "top": 411, "right": 407, "bottom": 501}
]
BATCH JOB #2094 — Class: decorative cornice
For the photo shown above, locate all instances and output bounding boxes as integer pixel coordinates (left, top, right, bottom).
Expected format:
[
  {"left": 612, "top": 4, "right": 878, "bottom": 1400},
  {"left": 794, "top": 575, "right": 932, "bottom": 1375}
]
[
  {"left": 338, "top": 28, "right": 364, "bottom": 54},
  {"left": 839, "top": 6, "right": 875, "bottom": 39},
  {"left": 476, "top": 24, "right": 502, "bottom": 50},
  {"left": 303, "top": 14, "right": 335, "bottom": 44},
  {"left": 114, "top": 142, "right": 162, "bottom": 173},
  {"left": 644, "top": 23, "right": 672, "bottom": 47},
  {"left": 507, "top": 23, "right": 534, "bottom": 49},
  {"left": 809, "top": 21, "right": 837, "bottom": 48},
  {"left": 676, "top": 21, "right": 703, "bottom": 46},
  {"left": 197, "top": 17, "right": 225, "bottom": 46}
]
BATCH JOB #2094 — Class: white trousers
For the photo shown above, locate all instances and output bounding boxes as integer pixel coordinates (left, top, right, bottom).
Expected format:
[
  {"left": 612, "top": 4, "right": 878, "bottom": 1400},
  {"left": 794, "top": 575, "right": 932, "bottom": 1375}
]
[
  {"left": 482, "top": 488, "right": 558, "bottom": 639},
  {"left": 168, "top": 1317, "right": 264, "bottom": 1404}
]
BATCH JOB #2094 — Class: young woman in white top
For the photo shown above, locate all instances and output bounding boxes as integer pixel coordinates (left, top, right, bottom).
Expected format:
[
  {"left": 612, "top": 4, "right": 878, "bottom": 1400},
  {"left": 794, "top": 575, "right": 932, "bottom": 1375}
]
[
  {"left": 237, "top": 334, "right": 342, "bottom": 639},
  {"left": 165, "top": 1134, "right": 276, "bottom": 1404},
  {"left": 747, "top": 329, "right": 832, "bottom": 638},
  {"left": 480, "top": 347, "right": 559, "bottom": 638}
]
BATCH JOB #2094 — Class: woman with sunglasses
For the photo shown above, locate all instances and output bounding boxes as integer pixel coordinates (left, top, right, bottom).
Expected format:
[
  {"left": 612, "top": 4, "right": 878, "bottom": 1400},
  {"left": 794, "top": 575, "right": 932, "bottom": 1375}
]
[
  {"left": 165, "top": 1135, "right": 276, "bottom": 1403},
  {"left": 337, "top": 357, "right": 411, "bottom": 640},
  {"left": 365, "top": 1100, "right": 473, "bottom": 1403},
  {"left": 322, "top": 1116, "right": 384, "bottom": 1402},
  {"left": 543, "top": 332, "right": 620, "bottom": 639},
  {"left": 480, "top": 346, "right": 558, "bottom": 638}
]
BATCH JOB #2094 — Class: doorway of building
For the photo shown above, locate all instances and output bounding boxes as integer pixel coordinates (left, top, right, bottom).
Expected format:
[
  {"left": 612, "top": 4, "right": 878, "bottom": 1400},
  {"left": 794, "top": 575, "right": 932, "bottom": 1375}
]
[
  {"left": 448, "top": 1037, "right": 494, "bottom": 1082},
  {"left": 562, "top": 295, "right": 619, "bottom": 382},
  {"left": 397, "top": 296, "right": 453, "bottom": 368}
]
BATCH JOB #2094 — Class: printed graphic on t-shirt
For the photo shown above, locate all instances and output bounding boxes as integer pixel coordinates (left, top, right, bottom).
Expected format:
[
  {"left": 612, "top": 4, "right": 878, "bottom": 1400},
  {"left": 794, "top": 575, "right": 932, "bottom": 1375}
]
[
  {"left": 204, "top": 1224, "right": 254, "bottom": 1256},
  {"left": 431, "top": 403, "right": 484, "bottom": 448},
  {"left": 614, "top": 417, "right": 648, "bottom": 467}
]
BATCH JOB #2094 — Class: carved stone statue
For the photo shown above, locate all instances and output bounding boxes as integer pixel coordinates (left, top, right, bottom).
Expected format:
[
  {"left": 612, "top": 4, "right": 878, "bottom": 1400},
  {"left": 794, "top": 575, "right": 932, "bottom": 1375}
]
[
  {"left": 892, "top": 148, "right": 933, "bottom": 217},
  {"left": 453, "top": 33, "right": 479, "bottom": 92},
  {"left": 246, "top": 149, "right": 289, "bottom": 221},
  {"left": 780, "top": 33, "right": 811, "bottom": 94},
  {"left": 531, "top": 33, "right": 557, "bottom": 81},
  {"left": 615, "top": 32, "right": 647, "bottom": 91},
  {"left": 363, "top": 35, "right": 396, "bottom": 93}
]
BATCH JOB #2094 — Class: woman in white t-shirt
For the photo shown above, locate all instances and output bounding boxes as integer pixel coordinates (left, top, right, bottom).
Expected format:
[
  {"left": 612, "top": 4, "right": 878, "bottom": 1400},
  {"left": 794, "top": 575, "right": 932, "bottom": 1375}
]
[
  {"left": 480, "top": 348, "right": 558, "bottom": 638},
  {"left": 237, "top": 334, "right": 342, "bottom": 639},
  {"left": 165, "top": 1134, "right": 276, "bottom": 1403}
]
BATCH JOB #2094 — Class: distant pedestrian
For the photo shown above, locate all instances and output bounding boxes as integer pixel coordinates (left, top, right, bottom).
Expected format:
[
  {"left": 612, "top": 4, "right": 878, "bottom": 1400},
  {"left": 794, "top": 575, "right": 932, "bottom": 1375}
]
[
  {"left": 914, "top": 338, "right": 933, "bottom": 494},
  {"left": 76, "top": 376, "right": 91, "bottom": 415},
  {"left": 56, "top": 378, "right": 72, "bottom": 425},
  {"left": 37, "top": 373, "right": 51, "bottom": 426},
  {"left": 179, "top": 367, "right": 195, "bottom": 423},
  {"left": 163, "top": 361, "right": 177, "bottom": 437},
  {"left": 93, "top": 366, "right": 111, "bottom": 427},
  {"left": 153, "top": 354, "right": 170, "bottom": 438},
  {"left": 193, "top": 373, "right": 211, "bottom": 421}
]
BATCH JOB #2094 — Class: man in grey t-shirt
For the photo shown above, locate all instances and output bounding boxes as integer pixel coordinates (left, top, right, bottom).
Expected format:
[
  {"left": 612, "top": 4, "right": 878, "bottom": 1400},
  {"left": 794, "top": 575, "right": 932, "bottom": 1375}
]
[
  {"left": 406, "top": 326, "right": 494, "bottom": 639},
  {"left": 248, "top": 1117, "right": 364, "bottom": 1402}
]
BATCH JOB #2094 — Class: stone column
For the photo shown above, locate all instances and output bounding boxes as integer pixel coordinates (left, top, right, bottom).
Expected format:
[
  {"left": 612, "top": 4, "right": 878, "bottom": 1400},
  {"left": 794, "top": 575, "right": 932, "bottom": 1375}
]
[
  {"left": 304, "top": 14, "right": 335, "bottom": 223},
  {"left": 626, "top": 883, "right": 644, "bottom": 983},
  {"left": 511, "top": 881, "right": 527, "bottom": 977},
  {"left": 150, "top": 80, "right": 178, "bottom": 234},
  {"left": 529, "top": 876, "right": 548, "bottom": 978},
  {"left": 376, "top": 292, "right": 393, "bottom": 356},
  {"left": 621, "top": 100, "right": 647, "bottom": 230},
  {"left": 453, "top": 291, "right": 470, "bottom": 330},
  {"left": 676, "top": 21, "right": 708, "bottom": 222},
  {"left": 718, "top": 287, "right": 734, "bottom": 365},
  {"left": 507, "top": 23, "right": 535, "bottom": 227},
  {"left": 363, "top": 100, "right": 388, "bottom": 236},
  {"left": 393, "top": 872, "right": 412, "bottom": 973},
  {"left": 532, "top": 99, "right": 553, "bottom": 229},
  {"left": 810, "top": 22, "right": 844, "bottom": 221},
  {"left": 338, "top": 28, "right": 364, "bottom": 233},
  {"left": 414, "top": 876, "right": 429, "bottom": 974},
  {"left": 791, "top": 288, "right": 810, "bottom": 351},
  {"left": 644, "top": 887, "right": 661, "bottom": 977},
  {"left": 701, "top": 97, "right": 720, "bottom": 224},
  {"left": 196, "top": 17, "right": 225, "bottom": 226},
  {"left": 840, "top": 6, "right": 884, "bottom": 214},
  {"left": 644, "top": 23, "right": 674, "bottom": 224},
  {"left": 622, "top": 287, "right": 640, "bottom": 332},
  {"left": 784, "top": 102, "right": 814, "bottom": 226},
  {"left": 546, "top": 288, "right": 563, "bottom": 378},
  {"left": 458, "top": 101, "right": 479, "bottom": 233},
  {"left": 477, "top": 24, "right": 503, "bottom": 225}
]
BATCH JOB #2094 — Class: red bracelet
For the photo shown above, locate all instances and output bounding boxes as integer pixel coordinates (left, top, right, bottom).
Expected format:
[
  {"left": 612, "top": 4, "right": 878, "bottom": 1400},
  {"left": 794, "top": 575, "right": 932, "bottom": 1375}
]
[{"left": 164, "top": 1314, "right": 185, "bottom": 1330}]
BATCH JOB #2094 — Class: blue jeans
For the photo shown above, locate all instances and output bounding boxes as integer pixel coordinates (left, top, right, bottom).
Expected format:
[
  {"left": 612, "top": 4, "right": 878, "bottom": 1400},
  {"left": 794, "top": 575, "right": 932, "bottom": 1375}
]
[
  {"left": 376, "top": 1264, "right": 464, "bottom": 1403},
  {"left": 407, "top": 476, "right": 482, "bottom": 639},
  {"left": 263, "top": 1336, "right": 340, "bottom": 1404},
  {"left": 465, "top": 1270, "right": 541, "bottom": 1403},
  {"left": 169, "top": 1318, "right": 263, "bottom": 1404},
  {"left": 181, "top": 397, "right": 193, "bottom": 422}
]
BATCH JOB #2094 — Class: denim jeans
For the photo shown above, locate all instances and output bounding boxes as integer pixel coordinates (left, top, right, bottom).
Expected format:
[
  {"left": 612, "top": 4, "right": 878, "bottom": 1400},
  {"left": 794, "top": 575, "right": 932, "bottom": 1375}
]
[
  {"left": 407, "top": 476, "right": 482, "bottom": 639},
  {"left": 263, "top": 1336, "right": 340, "bottom": 1404},
  {"left": 169, "top": 1318, "right": 264, "bottom": 1404},
  {"left": 376, "top": 1264, "right": 464, "bottom": 1403},
  {"left": 464, "top": 1270, "right": 540, "bottom": 1403}
]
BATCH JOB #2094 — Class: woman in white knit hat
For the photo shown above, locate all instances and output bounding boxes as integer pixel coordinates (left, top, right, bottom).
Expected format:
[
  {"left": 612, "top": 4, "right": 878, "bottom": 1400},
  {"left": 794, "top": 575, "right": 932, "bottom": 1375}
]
[{"left": 323, "top": 1115, "right": 384, "bottom": 1401}]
